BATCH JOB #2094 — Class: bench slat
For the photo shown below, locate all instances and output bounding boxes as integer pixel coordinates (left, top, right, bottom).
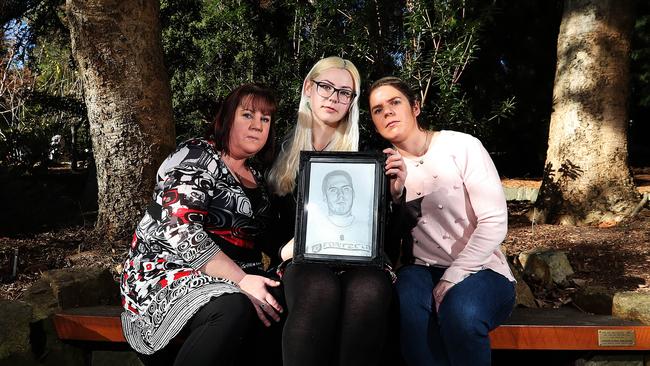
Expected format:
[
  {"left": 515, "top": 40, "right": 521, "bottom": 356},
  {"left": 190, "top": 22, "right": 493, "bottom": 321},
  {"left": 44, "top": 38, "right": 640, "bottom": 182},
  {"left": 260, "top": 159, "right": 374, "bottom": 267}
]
[
  {"left": 54, "top": 312, "right": 125, "bottom": 342},
  {"left": 53, "top": 306, "right": 650, "bottom": 350},
  {"left": 490, "top": 325, "right": 650, "bottom": 350}
]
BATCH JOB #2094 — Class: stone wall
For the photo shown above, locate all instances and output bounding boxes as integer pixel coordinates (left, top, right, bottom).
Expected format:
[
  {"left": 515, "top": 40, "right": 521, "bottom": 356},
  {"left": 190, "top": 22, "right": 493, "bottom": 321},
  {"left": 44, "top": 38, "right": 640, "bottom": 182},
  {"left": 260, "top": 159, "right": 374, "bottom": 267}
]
[{"left": 0, "top": 267, "right": 142, "bottom": 366}]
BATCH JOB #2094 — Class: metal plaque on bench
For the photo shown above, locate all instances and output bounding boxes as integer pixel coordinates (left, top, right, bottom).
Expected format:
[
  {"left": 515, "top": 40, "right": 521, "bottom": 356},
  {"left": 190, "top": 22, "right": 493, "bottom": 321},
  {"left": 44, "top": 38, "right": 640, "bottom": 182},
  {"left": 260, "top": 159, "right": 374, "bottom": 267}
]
[{"left": 597, "top": 329, "right": 635, "bottom": 347}]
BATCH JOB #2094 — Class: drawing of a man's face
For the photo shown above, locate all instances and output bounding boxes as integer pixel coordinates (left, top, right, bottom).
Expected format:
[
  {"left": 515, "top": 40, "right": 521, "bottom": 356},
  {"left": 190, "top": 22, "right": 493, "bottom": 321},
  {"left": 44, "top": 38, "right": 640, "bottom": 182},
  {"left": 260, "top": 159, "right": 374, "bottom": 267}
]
[{"left": 323, "top": 171, "right": 354, "bottom": 216}]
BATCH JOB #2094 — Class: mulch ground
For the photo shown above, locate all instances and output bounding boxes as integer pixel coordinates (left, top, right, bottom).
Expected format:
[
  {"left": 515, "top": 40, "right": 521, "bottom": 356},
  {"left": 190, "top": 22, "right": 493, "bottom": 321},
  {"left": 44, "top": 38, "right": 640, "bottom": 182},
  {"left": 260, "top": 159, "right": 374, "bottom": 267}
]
[{"left": 505, "top": 201, "right": 650, "bottom": 307}]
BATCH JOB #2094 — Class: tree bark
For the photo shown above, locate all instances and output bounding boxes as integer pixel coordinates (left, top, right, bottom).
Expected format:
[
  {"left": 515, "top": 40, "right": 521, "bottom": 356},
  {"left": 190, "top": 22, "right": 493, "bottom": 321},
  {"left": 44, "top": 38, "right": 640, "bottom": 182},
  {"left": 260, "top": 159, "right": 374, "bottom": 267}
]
[
  {"left": 532, "top": 0, "right": 640, "bottom": 226},
  {"left": 66, "top": 0, "right": 175, "bottom": 239}
]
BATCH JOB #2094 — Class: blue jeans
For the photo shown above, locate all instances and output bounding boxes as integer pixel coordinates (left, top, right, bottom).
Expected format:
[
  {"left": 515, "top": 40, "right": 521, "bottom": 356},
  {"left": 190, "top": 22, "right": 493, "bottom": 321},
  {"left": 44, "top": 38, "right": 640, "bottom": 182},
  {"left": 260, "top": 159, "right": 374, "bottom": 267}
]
[{"left": 395, "top": 265, "right": 515, "bottom": 366}]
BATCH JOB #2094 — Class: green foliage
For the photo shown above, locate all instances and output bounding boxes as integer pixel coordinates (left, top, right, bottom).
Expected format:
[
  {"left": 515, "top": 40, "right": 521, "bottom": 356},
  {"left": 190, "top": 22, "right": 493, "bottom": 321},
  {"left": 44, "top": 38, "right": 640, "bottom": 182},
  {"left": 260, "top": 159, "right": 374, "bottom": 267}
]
[
  {"left": 400, "top": 0, "right": 514, "bottom": 139},
  {"left": 161, "top": 0, "right": 291, "bottom": 139},
  {"left": 1, "top": 0, "right": 88, "bottom": 172},
  {"left": 284, "top": 0, "right": 401, "bottom": 140},
  {"left": 0, "top": 41, "right": 87, "bottom": 171},
  {"left": 4, "top": 0, "right": 521, "bottom": 171},
  {"left": 161, "top": 0, "right": 401, "bottom": 142}
]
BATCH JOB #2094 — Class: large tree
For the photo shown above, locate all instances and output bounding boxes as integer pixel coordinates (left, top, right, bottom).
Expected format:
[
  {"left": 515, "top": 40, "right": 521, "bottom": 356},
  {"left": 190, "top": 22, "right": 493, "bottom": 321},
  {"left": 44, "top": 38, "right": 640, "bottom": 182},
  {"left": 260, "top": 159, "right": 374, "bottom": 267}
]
[
  {"left": 532, "top": 0, "right": 640, "bottom": 226},
  {"left": 66, "top": 0, "right": 175, "bottom": 239}
]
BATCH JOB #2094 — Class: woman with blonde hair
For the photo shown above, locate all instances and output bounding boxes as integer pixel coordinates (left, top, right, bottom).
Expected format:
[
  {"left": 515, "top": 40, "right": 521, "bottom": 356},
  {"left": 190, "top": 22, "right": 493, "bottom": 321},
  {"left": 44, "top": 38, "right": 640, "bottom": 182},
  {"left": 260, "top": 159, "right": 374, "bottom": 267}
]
[
  {"left": 268, "top": 56, "right": 360, "bottom": 195},
  {"left": 268, "top": 57, "right": 406, "bottom": 366}
]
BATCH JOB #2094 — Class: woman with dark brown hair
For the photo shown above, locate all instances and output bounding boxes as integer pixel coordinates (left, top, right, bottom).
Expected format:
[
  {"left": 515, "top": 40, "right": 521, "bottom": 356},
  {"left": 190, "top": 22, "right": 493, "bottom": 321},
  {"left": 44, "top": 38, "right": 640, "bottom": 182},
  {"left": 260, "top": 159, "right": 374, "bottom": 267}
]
[
  {"left": 369, "top": 77, "right": 515, "bottom": 366},
  {"left": 120, "top": 83, "right": 284, "bottom": 365}
]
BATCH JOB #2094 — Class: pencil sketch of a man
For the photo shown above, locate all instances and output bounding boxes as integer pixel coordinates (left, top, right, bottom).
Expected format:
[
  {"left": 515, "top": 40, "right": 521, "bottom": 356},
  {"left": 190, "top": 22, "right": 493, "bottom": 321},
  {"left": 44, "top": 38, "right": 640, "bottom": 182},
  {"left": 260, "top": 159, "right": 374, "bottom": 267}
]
[
  {"left": 305, "top": 169, "right": 371, "bottom": 257},
  {"left": 323, "top": 170, "right": 356, "bottom": 227}
]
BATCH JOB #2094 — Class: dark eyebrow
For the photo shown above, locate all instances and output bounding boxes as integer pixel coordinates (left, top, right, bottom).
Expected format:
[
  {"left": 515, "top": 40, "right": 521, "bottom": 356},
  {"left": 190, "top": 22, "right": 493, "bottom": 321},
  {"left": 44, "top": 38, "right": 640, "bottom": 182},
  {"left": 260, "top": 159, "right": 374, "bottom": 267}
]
[
  {"left": 371, "top": 96, "right": 401, "bottom": 111},
  {"left": 241, "top": 108, "right": 271, "bottom": 118},
  {"left": 319, "top": 79, "right": 353, "bottom": 91}
]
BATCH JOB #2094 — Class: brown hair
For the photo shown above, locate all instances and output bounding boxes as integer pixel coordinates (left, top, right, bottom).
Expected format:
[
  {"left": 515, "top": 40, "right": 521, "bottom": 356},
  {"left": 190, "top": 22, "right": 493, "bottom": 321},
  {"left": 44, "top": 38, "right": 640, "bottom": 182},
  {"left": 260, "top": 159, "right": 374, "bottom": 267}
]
[
  {"left": 368, "top": 76, "right": 426, "bottom": 130},
  {"left": 209, "top": 83, "right": 277, "bottom": 165}
]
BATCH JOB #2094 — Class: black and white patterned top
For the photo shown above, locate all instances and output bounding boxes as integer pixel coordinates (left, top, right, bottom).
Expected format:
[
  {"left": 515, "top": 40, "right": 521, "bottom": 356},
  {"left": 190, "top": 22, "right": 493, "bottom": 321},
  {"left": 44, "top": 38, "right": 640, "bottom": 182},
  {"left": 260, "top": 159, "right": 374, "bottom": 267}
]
[{"left": 120, "top": 138, "right": 275, "bottom": 355}]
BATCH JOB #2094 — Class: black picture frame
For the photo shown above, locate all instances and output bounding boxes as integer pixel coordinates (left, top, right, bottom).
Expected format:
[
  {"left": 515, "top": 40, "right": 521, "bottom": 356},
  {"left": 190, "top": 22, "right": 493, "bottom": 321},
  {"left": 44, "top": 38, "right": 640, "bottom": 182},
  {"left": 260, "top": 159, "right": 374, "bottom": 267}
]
[{"left": 293, "top": 151, "right": 387, "bottom": 268}]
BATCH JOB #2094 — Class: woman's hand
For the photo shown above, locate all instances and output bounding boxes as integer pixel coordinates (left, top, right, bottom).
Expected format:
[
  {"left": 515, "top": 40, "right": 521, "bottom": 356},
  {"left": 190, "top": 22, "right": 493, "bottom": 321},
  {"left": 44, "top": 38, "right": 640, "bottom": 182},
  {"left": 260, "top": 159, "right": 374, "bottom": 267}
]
[
  {"left": 383, "top": 148, "right": 407, "bottom": 203},
  {"left": 433, "top": 280, "right": 455, "bottom": 313},
  {"left": 200, "top": 252, "right": 282, "bottom": 326},
  {"left": 238, "top": 274, "right": 283, "bottom": 326}
]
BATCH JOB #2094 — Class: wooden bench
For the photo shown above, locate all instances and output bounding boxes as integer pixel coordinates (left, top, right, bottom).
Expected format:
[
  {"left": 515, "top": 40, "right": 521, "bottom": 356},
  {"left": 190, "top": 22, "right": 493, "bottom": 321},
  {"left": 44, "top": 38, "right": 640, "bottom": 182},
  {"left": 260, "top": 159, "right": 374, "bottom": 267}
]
[
  {"left": 491, "top": 307, "right": 650, "bottom": 350},
  {"left": 53, "top": 306, "right": 650, "bottom": 351}
]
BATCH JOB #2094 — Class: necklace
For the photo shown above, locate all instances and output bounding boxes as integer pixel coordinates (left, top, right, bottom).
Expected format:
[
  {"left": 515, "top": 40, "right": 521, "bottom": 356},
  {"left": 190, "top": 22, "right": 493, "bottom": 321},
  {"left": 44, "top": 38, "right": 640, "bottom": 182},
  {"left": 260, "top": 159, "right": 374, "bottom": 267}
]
[
  {"left": 222, "top": 154, "right": 255, "bottom": 187},
  {"left": 312, "top": 139, "right": 333, "bottom": 152},
  {"left": 396, "top": 131, "right": 431, "bottom": 167}
]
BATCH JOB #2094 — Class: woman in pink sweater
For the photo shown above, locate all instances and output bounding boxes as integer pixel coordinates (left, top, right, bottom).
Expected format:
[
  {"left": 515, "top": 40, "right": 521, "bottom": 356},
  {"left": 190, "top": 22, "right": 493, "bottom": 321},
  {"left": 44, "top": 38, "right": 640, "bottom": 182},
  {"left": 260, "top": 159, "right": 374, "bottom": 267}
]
[{"left": 368, "top": 77, "right": 515, "bottom": 366}]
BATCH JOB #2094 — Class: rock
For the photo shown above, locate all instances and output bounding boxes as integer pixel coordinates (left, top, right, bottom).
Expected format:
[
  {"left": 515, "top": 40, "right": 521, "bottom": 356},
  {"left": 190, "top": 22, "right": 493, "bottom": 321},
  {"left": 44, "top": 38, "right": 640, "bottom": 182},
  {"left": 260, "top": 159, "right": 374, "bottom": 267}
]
[
  {"left": 558, "top": 214, "right": 577, "bottom": 226},
  {"left": 21, "top": 278, "right": 60, "bottom": 321},
  {"left": 612, "top": 291, "right": 650, "bottom": 325},
  {"left": 572, "top": 278, "right": 588, "bottom": 287},
  {"left": 572, "top": 285, "right": 613, "bottom": 315},
  {"left": 575, "top": 354, "right": 644, "bottom": 366},
  {"left": 22, "top": 267, "right": 120, "bottom": 321},
  {"left": 66, "top": 250, "right": 100, "bottom": 265},
  {"left": 508, "top": 262, "right": 537, "bottom": 308},
  {"left": 0, "top": 300, "right": 33, "bottom": 360},
  {"left": 519, "top": 249, "right": 552, "bottom": 286},
  {"left": 502, "top": 186, "right": 539, "bottom": 201},
  {"left": 519, "top": 249, "right": 574, "bottom": 286},
  {"left": 541, "top": 250, "right": 574, "bottom": 284},
  {"left": 43, "top": 267, "right": 119, "bottom": 309},
  {"left": 16, "top": 268, "right": 111, "bottom": 366}
]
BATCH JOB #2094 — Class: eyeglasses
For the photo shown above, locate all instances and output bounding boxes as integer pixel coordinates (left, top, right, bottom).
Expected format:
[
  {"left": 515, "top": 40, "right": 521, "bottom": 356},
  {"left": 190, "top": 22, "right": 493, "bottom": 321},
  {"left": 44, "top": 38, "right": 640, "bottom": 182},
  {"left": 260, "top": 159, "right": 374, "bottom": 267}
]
[{"left": 311, "top": 80, "right": 356, "bottom": 104}]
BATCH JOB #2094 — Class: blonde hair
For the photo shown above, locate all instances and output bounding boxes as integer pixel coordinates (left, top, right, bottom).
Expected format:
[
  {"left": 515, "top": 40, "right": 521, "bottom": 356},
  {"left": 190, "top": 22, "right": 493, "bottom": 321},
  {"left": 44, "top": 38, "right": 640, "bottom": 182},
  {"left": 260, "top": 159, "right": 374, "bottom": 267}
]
[{"left": 268, "top": 56, "right": 361, "bottom": 196}]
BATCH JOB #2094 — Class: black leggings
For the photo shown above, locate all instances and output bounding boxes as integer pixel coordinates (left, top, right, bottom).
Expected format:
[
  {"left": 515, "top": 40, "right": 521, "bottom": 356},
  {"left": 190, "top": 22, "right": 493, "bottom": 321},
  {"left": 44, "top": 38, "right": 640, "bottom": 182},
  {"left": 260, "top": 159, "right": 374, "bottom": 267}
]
[{"left": 282, "top": 263, "right": 393, "bottom": 366}]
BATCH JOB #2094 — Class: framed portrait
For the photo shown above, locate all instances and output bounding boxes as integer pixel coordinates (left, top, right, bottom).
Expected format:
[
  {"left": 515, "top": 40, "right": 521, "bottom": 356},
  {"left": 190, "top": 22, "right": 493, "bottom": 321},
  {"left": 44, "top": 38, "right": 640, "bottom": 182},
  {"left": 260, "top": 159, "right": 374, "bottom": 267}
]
[{"left": 293, "top": 151, "right": 387, "bottom": 268}]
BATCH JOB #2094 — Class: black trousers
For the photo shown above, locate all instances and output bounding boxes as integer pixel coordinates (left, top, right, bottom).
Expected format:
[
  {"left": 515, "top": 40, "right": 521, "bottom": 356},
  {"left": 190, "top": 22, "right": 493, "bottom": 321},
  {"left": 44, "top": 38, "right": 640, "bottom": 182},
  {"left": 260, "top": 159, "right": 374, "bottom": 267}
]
[{"left": 139, "top": 271, "right": 285, "bottom": 366}]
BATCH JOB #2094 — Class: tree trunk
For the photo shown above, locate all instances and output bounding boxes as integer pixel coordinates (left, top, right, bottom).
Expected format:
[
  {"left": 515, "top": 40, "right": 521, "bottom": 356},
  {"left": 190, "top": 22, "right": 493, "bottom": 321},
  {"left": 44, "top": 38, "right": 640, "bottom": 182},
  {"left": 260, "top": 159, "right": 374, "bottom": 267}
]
[
  {"left": 532, "top": 0, "right": 640, "bottom": 226},
  {"left": 66, "top": 0, "right": 175, "bottom": 239}
]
